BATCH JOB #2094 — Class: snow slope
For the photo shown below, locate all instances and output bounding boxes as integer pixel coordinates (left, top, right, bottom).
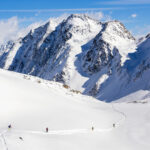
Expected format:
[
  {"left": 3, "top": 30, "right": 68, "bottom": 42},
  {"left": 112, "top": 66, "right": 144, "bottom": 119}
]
[
  {"left": 0, "top": 69, "right": 120, "bottom": 131},
  {"left": 0, "top": 69, "right": 150, "bottom": 150}
]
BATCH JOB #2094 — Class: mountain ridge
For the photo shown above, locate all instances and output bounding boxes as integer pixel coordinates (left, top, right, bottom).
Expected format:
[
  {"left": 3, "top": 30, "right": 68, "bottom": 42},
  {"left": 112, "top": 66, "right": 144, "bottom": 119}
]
[{"left": 0, "top": 14, "right": 150, "bottom": 101}]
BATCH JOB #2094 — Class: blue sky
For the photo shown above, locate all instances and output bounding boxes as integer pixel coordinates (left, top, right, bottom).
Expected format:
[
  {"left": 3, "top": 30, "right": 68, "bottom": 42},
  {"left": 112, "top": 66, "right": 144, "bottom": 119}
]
[{"left": 0, "top": 0, "right": 150, "bottom": 43}]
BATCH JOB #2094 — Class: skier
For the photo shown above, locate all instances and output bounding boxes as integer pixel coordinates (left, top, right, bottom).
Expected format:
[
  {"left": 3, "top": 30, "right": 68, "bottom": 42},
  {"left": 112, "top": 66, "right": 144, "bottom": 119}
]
[
  {"left": 8, "top": 124, "right": 11, "bottom": 129},
  {"left": 113, "top": 123, "right": 115, "bottom": 128},
  {"left": 19, "top": 137, "right": 23, "bottom": 141},
  {"left": 91, "top": 126, "right": 94, "bottom": 131},
  {"left": 46, "top": 127, "right": 48, "bottom": 133}
]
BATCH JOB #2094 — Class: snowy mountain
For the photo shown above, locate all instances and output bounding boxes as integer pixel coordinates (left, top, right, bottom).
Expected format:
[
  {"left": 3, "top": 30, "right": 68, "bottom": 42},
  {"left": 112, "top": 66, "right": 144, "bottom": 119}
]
[
  {"left": 0, "top": 14, "right": 150, "bottom": 102},
  {"left": 0, "top": 14, "right": 150, "bottom": 149},
  {"left": 92, "top": 32, "right": 150, "bottom": 101},
  {"left": 0, "top": 14, "right": 103, "bottom": 92},
  {"left": 119, "top": 33, "right": 150, "bottom": 99}
]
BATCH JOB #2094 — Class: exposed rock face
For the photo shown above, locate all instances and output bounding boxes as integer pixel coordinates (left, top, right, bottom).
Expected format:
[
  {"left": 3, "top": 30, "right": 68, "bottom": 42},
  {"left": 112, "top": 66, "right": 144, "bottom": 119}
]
[
  {"left": 82, "top": 20, "right": 135, "bottom": 74},
  {"left": 0, "top": 40, "right": 14, "bottom": 68},
  {"left": 1, "top": 14, "right": 150, "bottom": 101}
]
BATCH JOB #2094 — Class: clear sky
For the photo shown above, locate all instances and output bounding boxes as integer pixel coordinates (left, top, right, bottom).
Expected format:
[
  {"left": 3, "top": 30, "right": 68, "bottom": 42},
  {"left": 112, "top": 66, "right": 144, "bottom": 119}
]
[{"left": 0, "top": 0, "right": 150, "bottom": 43}]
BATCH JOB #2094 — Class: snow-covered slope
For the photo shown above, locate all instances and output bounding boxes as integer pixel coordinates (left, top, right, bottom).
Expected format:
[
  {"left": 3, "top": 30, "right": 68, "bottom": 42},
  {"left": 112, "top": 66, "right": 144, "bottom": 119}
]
[
  {"left": 1, "top": 14, "right": 150, "bottom": 102},
  {"left": 0, "top": 69, "right": 150, "bottom": 150},
  {"left": 116, "top": 33, "right": 150, "bottom": 99},
  {"left": 0, "top": 69, "right": 119, "bottom": 131}
]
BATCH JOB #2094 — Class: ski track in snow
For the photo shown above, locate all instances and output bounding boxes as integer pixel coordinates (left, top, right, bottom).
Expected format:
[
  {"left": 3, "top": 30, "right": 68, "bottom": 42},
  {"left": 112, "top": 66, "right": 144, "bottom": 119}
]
[
  {"left": 111, "top": 104, "right": 126, "bottom": 127},
  {"left": 0, "top": 69, "right": 127, "bottom": 150},
  {"left": 0, "top": 131, "right": 8, "bottom": 150},
  {"left": 0, "top": 104, "right": 126, "bottom": 150}
]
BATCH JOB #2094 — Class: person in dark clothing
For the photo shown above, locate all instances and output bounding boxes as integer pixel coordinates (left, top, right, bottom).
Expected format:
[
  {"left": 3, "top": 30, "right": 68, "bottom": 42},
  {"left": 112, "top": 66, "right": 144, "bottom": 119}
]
[
  {"left": 113, "top": 123, "right": 115, "bottom": 128},
  {"left": 19, "top": 137, "right": 23, "bottom": 141},
  {"left": 91, "top": 126, "right": 94, "bottom": 131},
  {"left": 46, "top": 127, "right": 48, "bottom": 132},
  {"left": 8, "top": 124, "right": 11, "bottom": 129}
]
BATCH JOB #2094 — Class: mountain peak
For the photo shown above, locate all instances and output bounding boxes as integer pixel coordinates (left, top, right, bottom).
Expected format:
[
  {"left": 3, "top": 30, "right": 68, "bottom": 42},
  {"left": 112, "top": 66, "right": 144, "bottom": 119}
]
[
  {"left": 103, "top": 20, "right": 135, "bottom": 41},
  {"left": 55, "top": 14, "right": 102, "bottom": 45},
  {"left": 99, "top": 20, "right": 136, "bottom": 64},
  {"left": 63, "top": 13, "right": 101, "bottom": 28},
  {"left": 66, "top": 14, "right": 97, "bottom": 21}
]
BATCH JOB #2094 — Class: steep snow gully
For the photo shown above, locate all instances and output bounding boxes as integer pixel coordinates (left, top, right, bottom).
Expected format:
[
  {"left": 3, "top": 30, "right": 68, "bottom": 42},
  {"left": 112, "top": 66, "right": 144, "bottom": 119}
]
[{"left": 0, "top": 104, "right": 126, "bottom": 150}]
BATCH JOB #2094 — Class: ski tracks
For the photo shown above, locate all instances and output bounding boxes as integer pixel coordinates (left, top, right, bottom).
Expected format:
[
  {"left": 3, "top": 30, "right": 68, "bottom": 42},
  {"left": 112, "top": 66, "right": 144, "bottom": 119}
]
[
  {"left": 111, "top": 103, "right": 126, "bottom": 128},
  {"left": 0, "top": 103, "right": 126, "bottom": 150},
  {"left": 0, "top": 130, "right": 8, "bottom": 150},
  {"left": 8, "top": 127, "right": 114, "bottom": 136}
]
